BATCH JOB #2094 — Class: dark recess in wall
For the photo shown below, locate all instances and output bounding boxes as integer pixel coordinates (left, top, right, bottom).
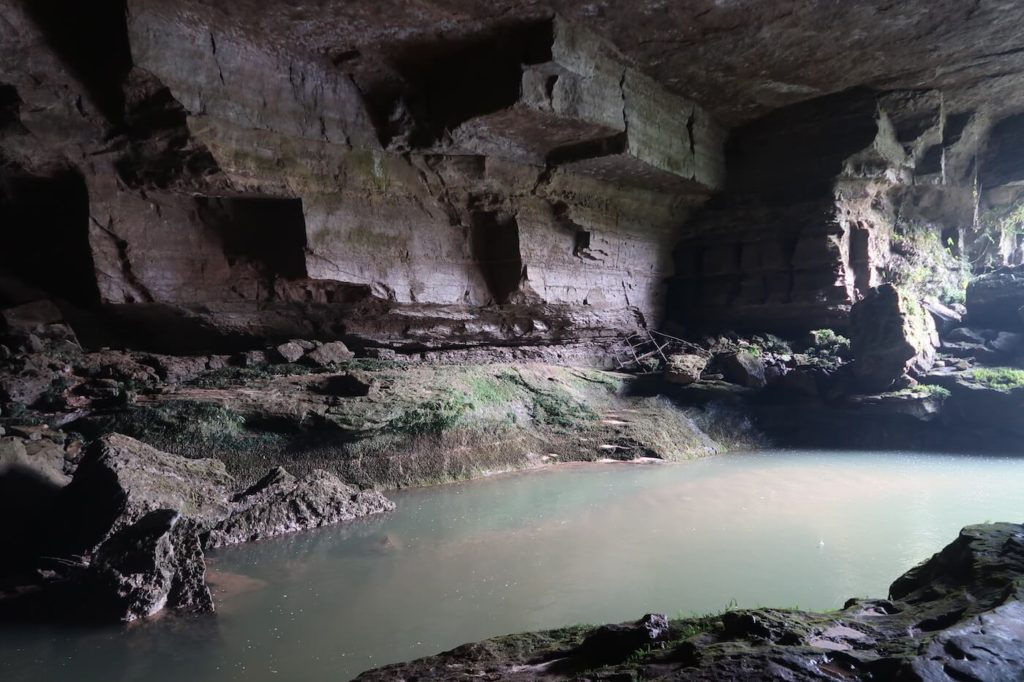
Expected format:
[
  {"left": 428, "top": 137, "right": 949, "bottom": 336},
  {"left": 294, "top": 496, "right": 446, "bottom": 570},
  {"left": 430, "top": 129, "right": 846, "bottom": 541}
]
[
  {"left": 0, "top": 84, "right": 20, "bottom": 127},
  {"left": 21, "top": 0, "right": 132, "bottom": 125},
  {"left": 361, "top": 19, "right": 554, "bottom": 148},
  {"left": 195, "top": 196, "right": 309, "bottom": 281},
  {"left": 726, "top": 87, "right": 880, "bottom": 201},
  {"left": 980, "top": 112, "right": 1024, "bottom": 188},
  {"left": 470, "top": 211, "right": 523, "bottom": 304},
  {"left": 0, "top": 170, "right": 100, "bottom": 306}
]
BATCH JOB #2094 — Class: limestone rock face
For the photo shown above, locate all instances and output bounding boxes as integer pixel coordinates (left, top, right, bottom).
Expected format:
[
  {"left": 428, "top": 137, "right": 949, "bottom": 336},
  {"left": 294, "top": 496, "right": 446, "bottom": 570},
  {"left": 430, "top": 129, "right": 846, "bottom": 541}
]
[
  {"left": 670, "top": 88, "right": 965, "bottom": 334},
  {"left": 207, "top": 467, "right": 396, "bottom": 548},
  {"left": 850, "top": 284, "right": 938, "bottom": 392}
]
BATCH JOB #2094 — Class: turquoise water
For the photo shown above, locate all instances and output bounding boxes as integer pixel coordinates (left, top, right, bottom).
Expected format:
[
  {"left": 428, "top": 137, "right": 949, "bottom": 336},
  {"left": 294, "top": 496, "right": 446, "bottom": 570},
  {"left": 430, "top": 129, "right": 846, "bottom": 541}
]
[{"left": 2, "top": 450, "right": 1023, "bottom": 681}]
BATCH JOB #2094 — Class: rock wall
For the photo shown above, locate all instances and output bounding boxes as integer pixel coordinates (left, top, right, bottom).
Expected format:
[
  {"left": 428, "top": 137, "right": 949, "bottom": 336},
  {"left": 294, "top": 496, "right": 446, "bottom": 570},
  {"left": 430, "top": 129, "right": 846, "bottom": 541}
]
[
  {"left": 0, "top": 0, "right": 725, "bottom": 353},
  {"left": 670, "top": 89, "right": 979, "bottom": 333}
]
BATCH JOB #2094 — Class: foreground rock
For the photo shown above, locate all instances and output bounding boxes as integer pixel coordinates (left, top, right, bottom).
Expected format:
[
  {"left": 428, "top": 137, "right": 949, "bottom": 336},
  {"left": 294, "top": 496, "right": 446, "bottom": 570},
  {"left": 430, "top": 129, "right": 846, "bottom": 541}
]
[
  {"left": 6, "top": 434, "right": 393, "bottom": 622},
  {"left": 357, "top": 522, "right": 1024, "bottom": 680}
]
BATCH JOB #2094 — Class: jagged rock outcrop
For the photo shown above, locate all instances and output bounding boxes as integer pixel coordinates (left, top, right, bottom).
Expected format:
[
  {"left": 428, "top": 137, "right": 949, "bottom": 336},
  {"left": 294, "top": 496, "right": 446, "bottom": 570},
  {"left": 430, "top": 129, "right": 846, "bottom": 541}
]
[
  {"left": 13, "top": 434, "right": 396, "bottom": 622},
  {"left": 356, "top": 522, "right": 1024, "bottom": 680},
  {"left": 207, "top": 467, "right": 396, "bottom": 548}
]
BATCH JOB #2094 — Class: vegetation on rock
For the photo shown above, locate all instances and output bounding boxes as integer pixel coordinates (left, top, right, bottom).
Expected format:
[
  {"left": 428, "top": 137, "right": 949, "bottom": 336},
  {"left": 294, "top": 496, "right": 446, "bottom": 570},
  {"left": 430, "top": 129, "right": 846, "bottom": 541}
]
[
  {"left": 886, "top": 221, "right": 972, "bottom": 304},
  {"left": 968, "top": 366, "right": 1024, "bottom": 391}
]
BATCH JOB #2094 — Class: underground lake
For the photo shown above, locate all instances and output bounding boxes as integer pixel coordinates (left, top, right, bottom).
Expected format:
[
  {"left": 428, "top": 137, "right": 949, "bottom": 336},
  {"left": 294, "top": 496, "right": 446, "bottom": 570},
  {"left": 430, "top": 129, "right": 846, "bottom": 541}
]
[{"left": 2, "top": 450, "right": 1021, "bottom": 682}]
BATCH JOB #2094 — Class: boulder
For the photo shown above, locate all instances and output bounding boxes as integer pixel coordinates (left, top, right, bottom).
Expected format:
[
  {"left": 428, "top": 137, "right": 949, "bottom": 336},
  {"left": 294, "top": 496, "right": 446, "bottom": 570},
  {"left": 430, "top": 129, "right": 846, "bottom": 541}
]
[
  {"left": 574, "top": 613, "right": 670, "bottom": 666},
  {"left": 50, "top": 436, "right": 226, "bottom": 620},
  {"left": 64, "top": 434, "right": 234, "bottom": 549},
  {"left": 305, "top": 341, "right": 355, "bottom": 367},
  {"left": 144, "top": 354, "right": 210, "bottom": 384},
  {"left": 719, "top": 350, "right": 767, "bottom": 388},
  {"left": 0, "top": 436, "right": 70, "bottom": 487},
  {"left": 207, "top": 467, "right": 396, "bottom": 548},
  {"left": 235, "top": 350, "right": 269, "bottom": 367},
  {"left": 87, "top": 510, "right": 212, "bottom": 622},
  {"left": 664, "top": 353, "right": 708, "bottom": 385},
  {"left": 850, "top": 285, "right": 938, "bottom": 392},
  {"left": 966, "top": 264, "right": 1024, "bottom": 330},
  {"left": 989, "top": 330, "right": 1024, "bottom": 356},
  {"left": 0, "top": 367, "right": 54, "bottom": 407},
  {"left": 0, "top": 300, "right": 63, "bottom": 330},
  {"left": 275, "top": 340, "right": 306, "bottom": 363}
]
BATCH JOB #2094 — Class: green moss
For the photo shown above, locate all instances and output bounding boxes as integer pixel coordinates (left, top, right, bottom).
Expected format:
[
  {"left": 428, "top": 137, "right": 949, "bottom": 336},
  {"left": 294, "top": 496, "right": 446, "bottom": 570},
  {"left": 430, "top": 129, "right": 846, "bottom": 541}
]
[
  {"left": 465, "top": 374, "right": 521, "bottom": 406},
  {"left": 531, "top": 390, "right": 598, "bottom": 428},
  {"left": 389, "top": 392, "right": 474, "bottom": 434},
  {"left": 343, "top": 358, "right": 407, "bottom": 372},
  {"left": 885, "top": 384, "right": 952, "bottom": 399},
  {"left": 886, "top": 223, "right": 972, "bottom": 304},
  {"left": 187, "top": 364, "right": 323, "bottom": 388},
  {"left": 969, "top": 367, "right": 1024, "bottom": 391},
  {"left": 81, "top": 400, "right": 286, "bottom": 459}
]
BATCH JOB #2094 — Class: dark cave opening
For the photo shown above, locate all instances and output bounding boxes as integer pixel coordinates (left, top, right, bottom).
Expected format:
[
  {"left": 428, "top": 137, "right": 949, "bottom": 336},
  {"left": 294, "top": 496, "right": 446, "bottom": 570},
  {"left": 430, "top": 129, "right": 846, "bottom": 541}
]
[
  {"left": 21, "top": 0, "right": 132, "bottom": 125},
  {"left": 470, "top": 211, "right": 523, "bottom": 305},
  {"left": 0, "top": 170, "right": 100, "bottom": 306},
  {"left": 368, "top": 19, "right": 554, "bottom": 147},
  {"left": 195, "top": 196, "right": 309, "bottom": 280}
]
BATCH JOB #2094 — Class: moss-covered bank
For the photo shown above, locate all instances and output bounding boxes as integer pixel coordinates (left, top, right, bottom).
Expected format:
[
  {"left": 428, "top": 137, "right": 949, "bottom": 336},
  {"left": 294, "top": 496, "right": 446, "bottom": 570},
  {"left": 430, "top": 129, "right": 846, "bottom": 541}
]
[{"left": 76, "top": 363, "right": 747, "bottom": 489}]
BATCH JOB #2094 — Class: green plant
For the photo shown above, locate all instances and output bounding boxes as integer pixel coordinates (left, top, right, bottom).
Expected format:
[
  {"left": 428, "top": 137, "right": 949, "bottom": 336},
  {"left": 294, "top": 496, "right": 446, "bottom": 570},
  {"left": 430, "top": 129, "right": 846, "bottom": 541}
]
[
  {"left": 969, "top": 367, "right": 1024, "bottom": 391},
  {"left": 806, "top": 329, "right": 851, "bottom": 366}
]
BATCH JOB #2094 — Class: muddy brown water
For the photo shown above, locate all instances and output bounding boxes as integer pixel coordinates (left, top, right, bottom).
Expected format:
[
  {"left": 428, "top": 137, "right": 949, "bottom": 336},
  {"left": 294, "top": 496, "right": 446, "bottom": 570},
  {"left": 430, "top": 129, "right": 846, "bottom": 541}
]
[{"left": 2, "top": 450, "right": 1023, "bottom": 681}]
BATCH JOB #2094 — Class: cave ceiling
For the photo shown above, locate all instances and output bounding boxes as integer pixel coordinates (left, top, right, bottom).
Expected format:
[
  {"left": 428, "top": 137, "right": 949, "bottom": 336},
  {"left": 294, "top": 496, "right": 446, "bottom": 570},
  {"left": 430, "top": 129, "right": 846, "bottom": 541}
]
[{"left": 141, "top": 0, "right": 1024, "bottom": 127}]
